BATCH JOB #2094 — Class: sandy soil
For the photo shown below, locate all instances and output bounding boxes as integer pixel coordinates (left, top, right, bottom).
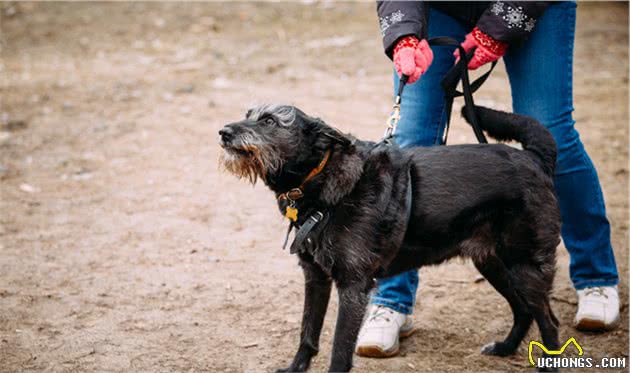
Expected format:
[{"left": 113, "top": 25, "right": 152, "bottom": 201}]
[{"left": 1, "top": 2, "right": 628, "bottom": 373}]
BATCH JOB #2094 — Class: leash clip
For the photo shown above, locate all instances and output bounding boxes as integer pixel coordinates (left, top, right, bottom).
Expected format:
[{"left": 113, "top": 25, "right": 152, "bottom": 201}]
[
  {"left": 382, "top": 74, "right": 407, "bottom": 141},
  {"left": 383, "top": 95, "right": 402, "bottom": 139}
]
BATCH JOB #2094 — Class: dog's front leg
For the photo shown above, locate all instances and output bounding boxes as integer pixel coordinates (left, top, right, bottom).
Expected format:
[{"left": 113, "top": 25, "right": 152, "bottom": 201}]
[
  {"left": 276, "top": 260, "right": 332, "bottom": 373},
  {"left": 328, "top": 280, "right": 371, "bottom": 372}
]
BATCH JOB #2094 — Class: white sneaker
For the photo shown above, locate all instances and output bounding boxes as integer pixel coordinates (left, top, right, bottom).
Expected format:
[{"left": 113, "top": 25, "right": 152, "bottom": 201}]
[
  {"left": 574, "top": 286, "right": 620, "bottom": 331},
  {"left": 355, "top": 305, "right": 416, "bottom": 358}
]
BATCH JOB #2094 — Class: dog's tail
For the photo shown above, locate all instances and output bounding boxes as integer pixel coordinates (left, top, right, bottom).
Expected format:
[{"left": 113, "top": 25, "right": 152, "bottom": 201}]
[{"left": 461, "top": 106, "right": 557, "bottom": 176}]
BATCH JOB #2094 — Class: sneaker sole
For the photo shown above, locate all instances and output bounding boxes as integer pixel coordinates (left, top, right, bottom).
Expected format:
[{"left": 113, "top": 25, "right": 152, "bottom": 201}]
[
  {"left": 355, "top": 327, "right": 417, "bottom": 358},
  {"left": 400, "top": 326, "right": 417, "bottom": 339},
  {"left": 574, "top": 317, "right": 619, "bottom": 332}
]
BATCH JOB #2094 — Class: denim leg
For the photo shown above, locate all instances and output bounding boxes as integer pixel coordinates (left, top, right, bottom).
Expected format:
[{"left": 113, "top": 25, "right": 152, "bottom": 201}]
[
  {"left": 371, "top": 8, "right": 468, "bottom": 315},
  {"left": 504, "top": 1, "right": 618, "bottom": 290}
]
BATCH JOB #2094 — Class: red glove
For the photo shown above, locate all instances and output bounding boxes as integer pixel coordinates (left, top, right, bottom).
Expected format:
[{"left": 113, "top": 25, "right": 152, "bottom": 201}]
[
  {"left": 393, "top": 36, "right": 433, "bottom": 84},
  {"left": 454, "top": 27, "right": 508, "bottom": 70}
]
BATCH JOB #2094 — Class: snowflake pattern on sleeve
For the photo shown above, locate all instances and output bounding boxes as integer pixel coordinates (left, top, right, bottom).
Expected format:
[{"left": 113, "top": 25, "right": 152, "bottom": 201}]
[
  {"left": 490, "top": 1, "right": 505, "bottom": 16},
  {"left": 524, "top": 18, "right": 536, "bottom": 32},
  {"left": 487, "top": 2, "right": 537, "bottom": 33},
  {"left": 379, "top": 10, "right": 405, "bottom": 36},
  {"left": 503, "top": 6, "right": 525, "bottom": 29}
]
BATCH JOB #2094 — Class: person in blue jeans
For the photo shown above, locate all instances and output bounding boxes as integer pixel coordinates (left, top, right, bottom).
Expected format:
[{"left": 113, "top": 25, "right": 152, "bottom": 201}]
[{"left": 356, "top": 2, "right": 620, "bottom": 358}]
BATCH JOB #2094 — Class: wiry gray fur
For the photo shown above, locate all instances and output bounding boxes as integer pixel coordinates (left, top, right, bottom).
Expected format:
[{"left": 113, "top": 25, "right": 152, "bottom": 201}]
[{"left": 246, "top": 104, "right": 296, "bottom": 127}]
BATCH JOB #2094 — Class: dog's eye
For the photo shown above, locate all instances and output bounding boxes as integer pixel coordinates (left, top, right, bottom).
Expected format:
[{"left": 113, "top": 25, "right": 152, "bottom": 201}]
[{"left": 264, "top": 117, "right": 275, "bottom": 125}]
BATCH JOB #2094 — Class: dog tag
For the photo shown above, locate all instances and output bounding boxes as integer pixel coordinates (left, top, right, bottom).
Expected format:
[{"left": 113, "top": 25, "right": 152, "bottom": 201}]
[{"left": 285, "top": 206, "right": 298, "bottom": 222}]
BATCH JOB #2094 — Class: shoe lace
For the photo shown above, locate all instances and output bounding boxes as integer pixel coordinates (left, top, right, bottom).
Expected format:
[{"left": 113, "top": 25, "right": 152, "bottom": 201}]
[
  {"left": 584, "top": 286, "right": 608, "bottom": 299},
  {"left": 368, "top": 305, "right": 394, "bottom": 323}
]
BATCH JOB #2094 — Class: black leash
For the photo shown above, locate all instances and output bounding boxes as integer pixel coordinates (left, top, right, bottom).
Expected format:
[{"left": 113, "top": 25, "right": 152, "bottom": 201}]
[{"left": 383, "top": 36, "right": 497, "bottom": 145}]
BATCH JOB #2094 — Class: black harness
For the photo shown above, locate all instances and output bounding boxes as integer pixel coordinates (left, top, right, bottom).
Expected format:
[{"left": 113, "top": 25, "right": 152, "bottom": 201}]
[
  {"left": 287, "top": 211, "right": 327, "bottom": 254},
  {"left": 283, "top": 37, "right": 495, "bottom": 255}
]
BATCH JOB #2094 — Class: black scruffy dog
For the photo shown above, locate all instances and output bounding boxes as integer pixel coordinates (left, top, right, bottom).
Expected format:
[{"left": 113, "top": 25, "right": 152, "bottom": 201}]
[{"left": 219, "top": 104, "right": 561, "bottom": 373}]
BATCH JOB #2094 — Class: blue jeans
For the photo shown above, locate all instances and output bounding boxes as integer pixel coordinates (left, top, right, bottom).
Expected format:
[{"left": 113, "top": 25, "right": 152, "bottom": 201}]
[{"left": 371, "top": 2, "right": 619, "bottom": 315}]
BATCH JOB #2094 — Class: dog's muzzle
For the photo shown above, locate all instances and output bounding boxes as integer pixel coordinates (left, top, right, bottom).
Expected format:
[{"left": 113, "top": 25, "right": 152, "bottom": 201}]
[
  {"left": 218, "top": 125, "right": 251, "bottom": 156},
  {"left": 219, "top": 125, "right": 235, "bottom": 148}
]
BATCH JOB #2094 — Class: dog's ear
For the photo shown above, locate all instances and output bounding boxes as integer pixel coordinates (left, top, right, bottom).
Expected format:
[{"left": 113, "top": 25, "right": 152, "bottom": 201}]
[
  {"left": 298, "top": 112, "right": 353, "bottom": 149},
  {"left": 320, "top": 126, "right": 353, "bottom": 147},
  {"left": 319, "top": 146, "right": 363, "bottom": 205}
]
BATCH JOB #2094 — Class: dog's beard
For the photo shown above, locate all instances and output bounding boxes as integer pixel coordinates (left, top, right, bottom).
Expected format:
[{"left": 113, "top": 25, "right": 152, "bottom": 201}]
[{"left": 220, "top": 135, "right": 283, "bottom": 184}]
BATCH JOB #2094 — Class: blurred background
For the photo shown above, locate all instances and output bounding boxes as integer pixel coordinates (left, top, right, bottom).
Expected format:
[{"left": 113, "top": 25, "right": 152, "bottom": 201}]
[{"left": 1, "top": 2, "right": 627, "bottom": 372}]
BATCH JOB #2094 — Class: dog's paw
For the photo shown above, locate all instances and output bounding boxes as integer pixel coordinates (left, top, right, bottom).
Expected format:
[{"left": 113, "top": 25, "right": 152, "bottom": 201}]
[{"left": 480, "top": 341, "right": 515, "bottom": 357}]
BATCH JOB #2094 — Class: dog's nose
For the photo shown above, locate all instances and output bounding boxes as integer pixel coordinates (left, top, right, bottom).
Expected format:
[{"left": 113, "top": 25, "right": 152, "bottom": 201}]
[{"left": 219, "top": 126, "right": 234, "bottom": 142}]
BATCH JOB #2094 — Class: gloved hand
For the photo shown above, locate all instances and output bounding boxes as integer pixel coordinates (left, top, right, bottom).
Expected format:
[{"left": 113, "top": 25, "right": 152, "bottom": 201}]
[
  {"left": 393, "top": 36, "right": 433, "bottom": 84},
  {"left": 454, "top": 27, "right": 508, "bottom": 70}
]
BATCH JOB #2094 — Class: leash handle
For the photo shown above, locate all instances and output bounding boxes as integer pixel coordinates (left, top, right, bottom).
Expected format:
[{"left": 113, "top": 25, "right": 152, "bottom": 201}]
[
  {"left": 382, "top": 37, "right": 495, "bottom": 144},
  {"left": 431, "top": 37, "right": 494, "bottom": 144}
]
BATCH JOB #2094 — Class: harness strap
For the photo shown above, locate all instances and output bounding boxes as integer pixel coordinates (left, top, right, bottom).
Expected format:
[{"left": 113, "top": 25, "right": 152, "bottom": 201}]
[
  {"left": 403, "top": 169, "right": 413, "bottom": 225},
  {"left": 290, "top": 211, "right": 325, "bottom": 254},
  {"left": 282, "top": 223, "right": 294, "bottom": 251}
]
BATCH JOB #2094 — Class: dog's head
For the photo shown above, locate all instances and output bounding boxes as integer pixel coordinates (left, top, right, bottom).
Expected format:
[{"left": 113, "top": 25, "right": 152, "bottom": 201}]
[{"left": 219, "top": 104, "right": 354, "bottom": 186}]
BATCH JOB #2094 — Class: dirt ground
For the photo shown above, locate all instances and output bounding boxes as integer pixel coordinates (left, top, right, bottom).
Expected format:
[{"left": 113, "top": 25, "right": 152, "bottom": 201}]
[{"left": 0, "top": 2, "right": 628, "bottom": 373}]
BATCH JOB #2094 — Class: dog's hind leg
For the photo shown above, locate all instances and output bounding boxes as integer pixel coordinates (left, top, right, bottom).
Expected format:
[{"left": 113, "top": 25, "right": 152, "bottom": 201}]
[
  {"left": 473, "top": 255, "right": 533, "bottom": 357},
  {"left": 508, "top": 258, "right": 560, "bottom": 372},
  {"left": 276, "top": 260, "right": 332, "bottom": 373},
  {"left": 529, "top": 297, "right": 560, "bottom": 373},
  {"left": 328, "top": 280, "right": 372, "bottom": 372}
]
